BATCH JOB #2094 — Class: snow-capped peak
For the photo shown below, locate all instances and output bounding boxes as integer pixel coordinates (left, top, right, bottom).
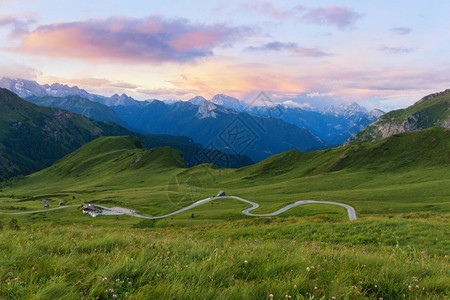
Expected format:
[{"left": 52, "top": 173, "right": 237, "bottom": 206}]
[
  {"left": 322, "top": 102, "right": 368, "bottom": 117},
  {"left": 210, "top": 94, "right": 243, "bottom": 111},
  {"left": 188, "top": 96, "right": 207, "bottom": 105}
]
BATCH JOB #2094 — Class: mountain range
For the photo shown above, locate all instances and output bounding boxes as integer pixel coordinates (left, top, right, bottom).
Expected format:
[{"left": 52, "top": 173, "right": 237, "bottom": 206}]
[
  {"left": 0, "top": 88, "right": 253, "bottom": 180},
  {"left": 0, "top": 78, "right": 386, "bottom": 161}
]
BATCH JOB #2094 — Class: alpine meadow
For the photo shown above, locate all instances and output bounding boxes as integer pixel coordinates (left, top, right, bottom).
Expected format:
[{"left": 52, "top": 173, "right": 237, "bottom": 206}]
[{"left": 0, "top": 1, "right": 449, "bottom": 299}]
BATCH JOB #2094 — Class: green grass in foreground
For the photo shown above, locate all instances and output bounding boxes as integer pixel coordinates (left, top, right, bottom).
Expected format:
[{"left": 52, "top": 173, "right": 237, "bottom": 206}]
[{"left": 0, "top": 215, "right": 448, "bottom": 299}]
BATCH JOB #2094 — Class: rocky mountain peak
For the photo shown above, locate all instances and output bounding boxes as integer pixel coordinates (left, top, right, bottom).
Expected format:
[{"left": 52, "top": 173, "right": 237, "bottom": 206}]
[
  {"left": 323, "top": 102, "right": 368, "bottom": 117},
  {"left": 368, "top": 108, "right": 385, "bottom": 119},
  {"left": 188, "top": 96, "right": 207, "bottom": 105},
  {"left": 196, "top": 101, "right": 219, "bottom": 119},
  {"left": 210, "top": 94, "right": 243, "bottom": 111},
  {"left": 416, "top": 89, "right": 450, "bottom": 104}
]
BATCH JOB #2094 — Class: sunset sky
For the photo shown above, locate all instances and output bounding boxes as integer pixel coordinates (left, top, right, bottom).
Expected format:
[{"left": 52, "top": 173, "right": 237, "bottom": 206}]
[{"left": 1, "top": 0, "right": 449, "bottom": 110}]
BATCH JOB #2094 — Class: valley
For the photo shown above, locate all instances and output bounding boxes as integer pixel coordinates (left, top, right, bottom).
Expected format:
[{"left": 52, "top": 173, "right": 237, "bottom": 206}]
[{"left": 1, "top": 3, "right": 450, "bottom": 296}]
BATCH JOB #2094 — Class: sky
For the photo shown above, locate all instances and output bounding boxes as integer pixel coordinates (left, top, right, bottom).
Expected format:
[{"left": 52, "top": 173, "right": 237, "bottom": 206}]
[{"left": 1, "top": 0, "right": 450, "bottom": 110}]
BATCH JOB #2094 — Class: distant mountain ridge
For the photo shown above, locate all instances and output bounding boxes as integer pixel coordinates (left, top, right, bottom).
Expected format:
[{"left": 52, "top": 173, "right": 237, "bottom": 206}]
[
  {"left": 0, "top": 77, "right": 95, "bottom": 100},
  {"left": 0, "top": 77, "right": 386, "bottom": 154},
  {"left": 113, "top": 99, "right": 325, "bottom": 161},
  {"left": 0, "top": 89, "right": 253, "bottom": 180},
  {"left": 347, "top": 89, "right": 450, "bottom": 143},
  {"left": 26, "top": 95, "right": 127, "bottom": 126}
]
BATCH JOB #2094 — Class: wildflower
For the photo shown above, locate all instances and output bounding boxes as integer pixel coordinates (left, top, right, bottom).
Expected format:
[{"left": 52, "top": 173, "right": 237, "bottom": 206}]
[
  {"left": 314, "top": 286, "right": 318, "bottom": 290},
  {"left": 293, "top": 284, "right": 297, "bottom": 289},
  {"left": 109, "top": 289, "right": 114, "bottom": 293},
  {"left": 415, "top": 285, "right": 419, "bottom": 290},
  {"left": 269, "top": 294, "right": 274, "bottom": 299},
  {"left": 306, "top": 267, "right": 310, "bottom": 271},
  {"left": 128, "top": 281, "right": 132, "bottom": 285},
  {"left": 285, "top": 295, "right": 289, "bottom": 298},
  {"left": 112, "top": 294, "right": 118, "bottom": 299},
  {"left": 375, "top": 285, "right": 378, "bottom": 288},
  {"left": 408, "top": 285, "right": 412, "bottom": 291},
  {"left": 332, "top": 297, "right": 336, "bottom": 300},
  {"left": 254, "top": 239, "right": 259, "bottom": 243},
  {"left": 244, "top": 260, "right": 248, "bottom": 264},
  {"left": 359, "top": 281, "right": 362, "bottom": 284},
  {"left": 214, "top": 248, "right": 218, "bottom": 253},
  {"left": 102, "top": 277, "right": 108, "bottom": 282},
  {"left": 116, "top": 278, "right": 120, "bottom": 282}
]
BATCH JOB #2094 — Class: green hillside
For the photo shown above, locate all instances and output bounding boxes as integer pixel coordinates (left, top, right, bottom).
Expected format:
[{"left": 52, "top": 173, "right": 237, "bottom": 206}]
[
  {"left": 0, "top": 88, "right": 133, "bottom": 180},
  {"left": 348, "top": 89, "right": 450, "bottom": 143},
  {"left": 243, "top": 126, "right": 450, "bottom": 178},
  {"left": 0, "top": 89, "right": 253, "bottom": 181},
  {"left": 386, "top": 90, "right": 450, "bottom": 123},
  {"left": 1, "top": 127, "right": 448, "bottom": 299},
  {"left": 1, "top": 127, "right": 448, "bottom": 223}
]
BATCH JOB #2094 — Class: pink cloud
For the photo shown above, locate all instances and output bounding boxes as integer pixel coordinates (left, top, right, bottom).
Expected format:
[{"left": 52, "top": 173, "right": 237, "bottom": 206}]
[
  {"left": 12, "top": 16, "right": 253, "bottom": 64},
  {"left": 242, "top": 2, "right": 362, "bottom": 30},
  {"left": 0, "top": 14, "right": 36, "bottom": 37},
  {"left": 301, "top": 6, "right": 362, "bottom": 30}
]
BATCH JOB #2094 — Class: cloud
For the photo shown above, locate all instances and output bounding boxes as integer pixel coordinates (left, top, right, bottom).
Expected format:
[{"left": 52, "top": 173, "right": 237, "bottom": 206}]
[
  {"left": 12, "top": 16, "right": 253, "bottom": 64},
  {"left": 245, "top": 41, "right": 331, "bottom": 57},
  {"left": 281, "top": 100, "right": 313, "bottom": 109},
  {"left": 242, "top": 2, "right": 361, "bottom": 30},
  {"left": 307, "top": 92, "right": 335, "bottom": 98},
  {"left": 242, "top": 2, "right": 305, "bottom": 19},
  {"left": 0, "top": 62, "right": 40, "bottom": 79},
  {"left": 65, "top": 77, "right": 140, "bottom": 90},
  {"left": 137, "top": 87, "right": 200, "bottom": 99},
  {"left": 0, "top": 14, "right": 36, "bottom": 37},
  {"left": 390, "top": 27, "right": 412, "bottom": 35},
  {"left": 301, "top": 6, "right": 362, "bottom": 30},
  {"left": 379, "top": 46, "right": 418, "bottom": 54}
]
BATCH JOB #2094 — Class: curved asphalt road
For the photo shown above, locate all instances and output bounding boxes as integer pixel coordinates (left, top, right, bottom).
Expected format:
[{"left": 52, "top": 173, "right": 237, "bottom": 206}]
[
  {"left": 0, "top": 196, "right": 357, "bottom": 221},
  {"left": 0, "top": 205, "right": 79, "bottom": 215}
]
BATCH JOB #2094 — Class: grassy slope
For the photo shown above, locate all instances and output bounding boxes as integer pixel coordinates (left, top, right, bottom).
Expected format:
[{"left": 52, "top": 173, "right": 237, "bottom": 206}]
[
  {"left": 383, "top": 92, "right": 450, "bottom": 124},
  {"left": 0, "top": 216, "right": 448, "bottom": 299},
  {"left": 0, "top": 128, "right": 449, "bottom": 299},
  {"left": 0, "top": 88, "right": 132, "bottom": 180},
  {"left": 350, "top": 91, "right": 450, "bottom": 142},
  {"left": 0, "top": 88, "right": 253, "bottom": 180},
  {"left": 1, "top": 127, "right": 449, "bottom": 226}
]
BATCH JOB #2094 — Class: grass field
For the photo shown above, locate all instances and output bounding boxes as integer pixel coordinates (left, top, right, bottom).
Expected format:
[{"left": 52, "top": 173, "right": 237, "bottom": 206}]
[
  {"left": 0, "top": 215, "right": 448, "bottom": 299},
  {"left": 1, "top": 128, "right": 449, "bottom": 226},
  {"left": 0, "top": 128, "right": 449, "bottom": 299}
]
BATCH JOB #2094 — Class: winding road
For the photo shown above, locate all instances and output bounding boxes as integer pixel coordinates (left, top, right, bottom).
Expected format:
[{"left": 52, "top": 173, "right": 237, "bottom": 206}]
[{"left": 0, "top": 196, "right": 357, "bottom": 220}]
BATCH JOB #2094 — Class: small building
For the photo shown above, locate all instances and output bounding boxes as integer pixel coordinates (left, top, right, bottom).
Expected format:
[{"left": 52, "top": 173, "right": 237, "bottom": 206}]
[
  {"left": 216, "top": 190, "right": 226, "bottom": 197},
  {"left": 82, "top": 204, "right": 95, "bottom": 213},
  {"left": 82, "top": 204, "right": 101, "bottom": 217}
]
